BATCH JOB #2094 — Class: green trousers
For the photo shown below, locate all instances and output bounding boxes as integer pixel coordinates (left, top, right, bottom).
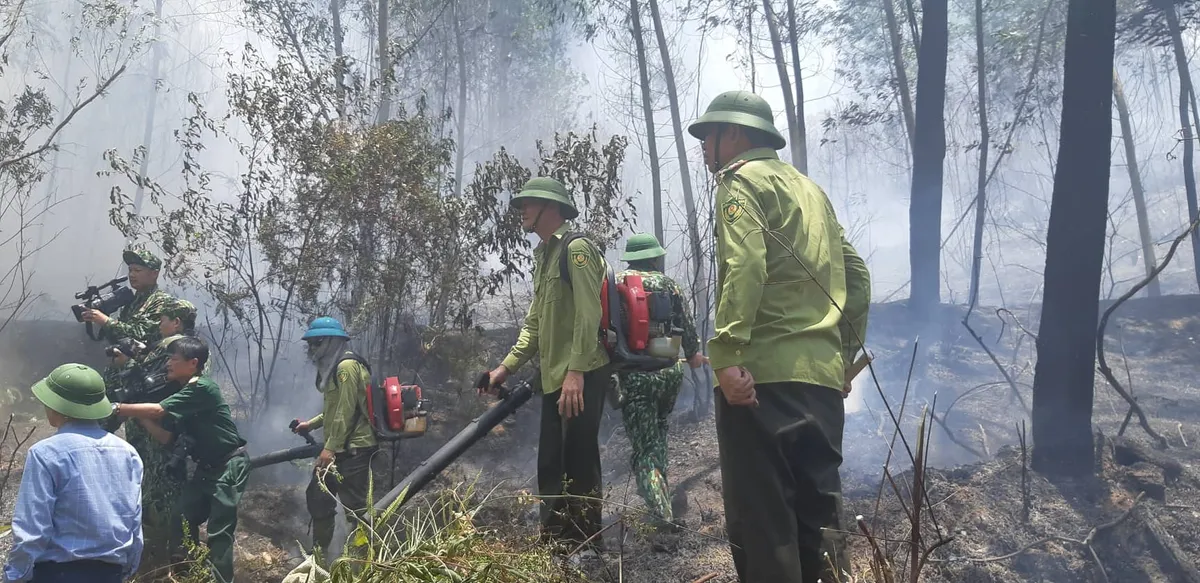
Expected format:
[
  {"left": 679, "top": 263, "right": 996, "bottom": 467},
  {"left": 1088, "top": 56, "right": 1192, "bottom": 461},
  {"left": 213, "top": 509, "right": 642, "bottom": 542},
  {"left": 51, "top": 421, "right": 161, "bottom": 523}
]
[
  {"left": 538, "top": 368, "right": 608, "bottom": 550},
  {"left": 305, "top": 446, "right": 381, "bottom": 554},
  {"left": 715, "top": 382, "right": 847, "bottom": 583},
  {"left": 180, "top": 453, "right": 249, "bottom": 583},
  {"left": 618, "top": 363, "right": 683, "bottom": 524},
  {"left": 125, "top": 420, "right": 187, "bottom": 573}
]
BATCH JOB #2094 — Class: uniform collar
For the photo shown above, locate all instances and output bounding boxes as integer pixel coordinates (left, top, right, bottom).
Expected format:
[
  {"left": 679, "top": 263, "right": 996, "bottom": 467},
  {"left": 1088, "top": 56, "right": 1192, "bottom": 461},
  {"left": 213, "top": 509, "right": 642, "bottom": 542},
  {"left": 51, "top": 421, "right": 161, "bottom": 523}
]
[
  {"left": 536, "top": 222, "right": 574, "bottom": 250},
  {"left": 719, "top": 147, "right": 779, "bottom": 174}
]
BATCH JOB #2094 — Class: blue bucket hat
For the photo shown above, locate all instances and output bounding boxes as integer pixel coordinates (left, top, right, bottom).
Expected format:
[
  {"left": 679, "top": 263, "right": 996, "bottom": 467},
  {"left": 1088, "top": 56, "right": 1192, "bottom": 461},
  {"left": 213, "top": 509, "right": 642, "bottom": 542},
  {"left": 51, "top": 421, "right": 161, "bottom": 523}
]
[{"left": 302, "top": 316, "right": 349, "bottom": 341}]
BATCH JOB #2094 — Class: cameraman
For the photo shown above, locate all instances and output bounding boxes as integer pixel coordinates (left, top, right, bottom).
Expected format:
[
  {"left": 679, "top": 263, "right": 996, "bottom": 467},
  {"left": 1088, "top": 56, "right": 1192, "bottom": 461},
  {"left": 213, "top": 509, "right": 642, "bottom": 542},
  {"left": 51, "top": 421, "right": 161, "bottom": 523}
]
[
  {"left": 82, "top": 248, "right": 172, "bottom": 345},
  {"left": 110, "top": 299, "right": 199, "bottom": 573}
]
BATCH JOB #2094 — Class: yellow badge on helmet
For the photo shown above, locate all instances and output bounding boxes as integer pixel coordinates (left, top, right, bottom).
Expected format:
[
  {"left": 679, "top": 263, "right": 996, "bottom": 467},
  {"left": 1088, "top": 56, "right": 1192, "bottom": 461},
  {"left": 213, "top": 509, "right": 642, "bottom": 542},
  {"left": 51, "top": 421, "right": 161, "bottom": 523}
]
[
  {"left": 571, "top": 250, "right": 589, "bottom": 268},
  {"left": 723, "top": 196, "right": 746, "bottom": 224}
]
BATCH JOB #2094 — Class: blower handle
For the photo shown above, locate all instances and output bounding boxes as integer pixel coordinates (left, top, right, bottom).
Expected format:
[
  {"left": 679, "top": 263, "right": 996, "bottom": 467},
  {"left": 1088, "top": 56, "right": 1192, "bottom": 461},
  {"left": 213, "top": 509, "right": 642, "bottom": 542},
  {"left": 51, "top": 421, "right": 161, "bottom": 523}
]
[{"left": 290, "top": 418, "right": 318, "bottom": 447}]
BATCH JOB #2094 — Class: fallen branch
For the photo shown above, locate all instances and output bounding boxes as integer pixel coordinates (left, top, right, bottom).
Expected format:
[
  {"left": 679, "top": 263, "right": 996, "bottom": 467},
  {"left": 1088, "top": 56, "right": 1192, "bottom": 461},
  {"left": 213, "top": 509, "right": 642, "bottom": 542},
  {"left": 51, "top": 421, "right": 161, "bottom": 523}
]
[
  {"left": 962, "top": 314, "right": 1031, "bottom": 416},
  {"left": 1138, "top": 503, "right": 1200, "bottom": 583},
  {"left": 689, "top": 574, "right": 719, "bottom": 583},
  {"left": 929, "top": 410, "right": 985, "bottom": 459},
  {"left": 1096, "top": 217, "right": 1200, "bottom": 449}
]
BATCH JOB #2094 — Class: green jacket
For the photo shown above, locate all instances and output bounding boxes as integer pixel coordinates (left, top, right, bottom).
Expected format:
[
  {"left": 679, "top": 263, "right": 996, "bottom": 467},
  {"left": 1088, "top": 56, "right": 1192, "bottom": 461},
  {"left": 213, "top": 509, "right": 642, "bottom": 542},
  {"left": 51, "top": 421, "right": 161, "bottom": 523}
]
[
  {"left": 306, "top": 353, "right": 377, "bottom": 453},
  {"left": 101, "top": 285, "right": 172, "bottom": 345},
  {"left": 502, "top": 223, "right": 611, "bottom": 393},
  {"left": 709, "top": 148, "right": 871, "bottom": 391},
  {"left": 159, "top": 375, "right": 247, "bottom": 466}
]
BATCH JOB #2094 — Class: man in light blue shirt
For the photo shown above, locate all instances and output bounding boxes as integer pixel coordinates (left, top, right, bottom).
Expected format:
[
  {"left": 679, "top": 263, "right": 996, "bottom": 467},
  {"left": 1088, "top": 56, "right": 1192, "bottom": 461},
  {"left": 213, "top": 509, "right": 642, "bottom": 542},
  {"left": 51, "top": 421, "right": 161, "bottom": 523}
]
[{"left": 4, "top": 363, "right": 144, "bottom": 583}]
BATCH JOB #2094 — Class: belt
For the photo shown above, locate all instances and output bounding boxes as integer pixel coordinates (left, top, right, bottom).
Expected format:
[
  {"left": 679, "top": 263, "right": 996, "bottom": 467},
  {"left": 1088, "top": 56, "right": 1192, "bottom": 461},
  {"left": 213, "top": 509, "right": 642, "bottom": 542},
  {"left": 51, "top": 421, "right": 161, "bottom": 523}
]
[
  {"left": 338, "top": 445, "right": 379, "bottom": 458},
  {"left": 201, "top": 445, "right": 248, "bottom": 470}
]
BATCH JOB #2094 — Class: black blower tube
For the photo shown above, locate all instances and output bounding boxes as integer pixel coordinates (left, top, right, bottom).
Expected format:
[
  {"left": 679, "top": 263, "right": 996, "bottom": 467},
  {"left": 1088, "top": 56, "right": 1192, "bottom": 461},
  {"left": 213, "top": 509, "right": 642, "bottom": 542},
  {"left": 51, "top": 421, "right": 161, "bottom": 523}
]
[{"left": 372, "top": 374, "right": 535, "bottom": 514}]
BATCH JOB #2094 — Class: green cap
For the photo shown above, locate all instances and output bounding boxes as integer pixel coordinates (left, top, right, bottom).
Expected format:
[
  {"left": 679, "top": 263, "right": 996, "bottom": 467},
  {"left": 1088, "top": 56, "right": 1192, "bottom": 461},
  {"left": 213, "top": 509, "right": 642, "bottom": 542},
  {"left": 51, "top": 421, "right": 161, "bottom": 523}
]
[
  {"left": 509, "top": 177, "right": 579, "bottom": 220},
  {"left": 161, "top": 298, "right": 197, "bottom": 320},
  {"left": 687, "top": 90, "right": 786, "bottom": 150},
  {"left": 123, "top": 248, "right": 162, "bottom": 271},
  {"left": 32, "top": 364, "right": 111, "bottom": 420},
  {"left": 621, "top": 233, "right": 667, "bottom": 262}
]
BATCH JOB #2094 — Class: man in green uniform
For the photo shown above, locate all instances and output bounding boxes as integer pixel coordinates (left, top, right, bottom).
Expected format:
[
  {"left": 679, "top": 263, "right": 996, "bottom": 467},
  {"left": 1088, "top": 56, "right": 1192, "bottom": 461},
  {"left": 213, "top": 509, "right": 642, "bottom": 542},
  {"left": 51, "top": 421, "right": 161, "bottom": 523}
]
[
  {"left": 611, "top": 233, "right": 704, "bottom": 533},
  {"left": 485, "top": 176, "right": 611, "bottom": 557},
  {"left": 687, "top": 90, "right": 872, "bottom": 583},
  {"left": 110, "top": 298, "right": 199, "bottom": 572},
  {"left": 85, "top": 248, "right": 173, "bottom": 420},
  {"left": 114, "top": 336, "right": 249, "bottom": 583},
  {"left": 83, "top": 248, "right": 173, "bottom": 344},
  {"left": 290, "top": 316, "right": 379, "bottom": 559}
]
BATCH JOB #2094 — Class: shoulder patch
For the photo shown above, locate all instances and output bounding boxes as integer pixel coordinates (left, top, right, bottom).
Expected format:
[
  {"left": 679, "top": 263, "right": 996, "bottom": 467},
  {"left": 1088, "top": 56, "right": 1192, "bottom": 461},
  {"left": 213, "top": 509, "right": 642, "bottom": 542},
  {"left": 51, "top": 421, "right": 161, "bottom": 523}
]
[
  {"left": 337, "top": 367, "right": 351, "bottom": 385},
  {"left": 723, "top": 195, "right": 746, "bottom": 225},
  {"left": 571, "top": 249, "right": 589, "bottom": 268}
]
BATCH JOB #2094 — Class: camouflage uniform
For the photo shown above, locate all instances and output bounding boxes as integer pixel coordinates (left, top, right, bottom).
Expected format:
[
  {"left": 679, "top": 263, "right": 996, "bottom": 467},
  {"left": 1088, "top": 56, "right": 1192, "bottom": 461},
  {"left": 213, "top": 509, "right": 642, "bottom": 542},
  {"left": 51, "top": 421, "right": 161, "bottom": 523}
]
[
  {"left": 123, "top": 299, "right": 198, "bottom": 571},
  {"left": 100, "top": 248, "right": 172, "bottom": 411},
  {"left": 614, "top": 268, "right": 700, "bottom": 526}
]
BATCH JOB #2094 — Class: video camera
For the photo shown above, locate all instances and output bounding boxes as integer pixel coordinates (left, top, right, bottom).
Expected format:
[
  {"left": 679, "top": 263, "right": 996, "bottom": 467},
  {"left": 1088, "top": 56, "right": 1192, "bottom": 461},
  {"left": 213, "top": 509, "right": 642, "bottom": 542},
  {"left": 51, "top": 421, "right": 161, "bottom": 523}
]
[
  {"left": 104, "top": 337, "right": 148, "bottom": 361},
  {"left": 72, "top": 277, "right": 135, "bottom": 341}
]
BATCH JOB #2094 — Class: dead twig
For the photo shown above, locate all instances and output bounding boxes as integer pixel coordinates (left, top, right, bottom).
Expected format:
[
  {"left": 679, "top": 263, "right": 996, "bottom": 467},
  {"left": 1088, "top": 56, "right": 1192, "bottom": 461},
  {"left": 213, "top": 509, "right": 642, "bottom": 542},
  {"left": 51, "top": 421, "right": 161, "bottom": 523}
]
[
  {"left": 962, "top": 313, "right": 1031, "bottom": 416},
  {"left": 928, "top": 410, "right": 985, "bottom": 459},
  {"left": 689, "top": 574, "right": 719, "bottom": 583},
  {"left": 1018, "top": 420, "right": 1030, "bottom": 524},
  {"left": 1097, "top": 217, "right": 1200, "bottom": 449},
  {"left": 936, "top": 491, "right": 1144, "bottom": 582}
]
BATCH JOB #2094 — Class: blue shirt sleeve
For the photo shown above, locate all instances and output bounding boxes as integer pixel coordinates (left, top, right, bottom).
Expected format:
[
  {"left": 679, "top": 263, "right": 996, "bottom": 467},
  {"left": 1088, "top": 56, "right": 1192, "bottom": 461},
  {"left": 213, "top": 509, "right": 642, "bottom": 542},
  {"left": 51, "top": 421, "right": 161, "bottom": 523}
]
[
  {"left": 124, "top": 455, "right": 144, "bottom": 579},
  {"left": 4, "top": 448, "right": 56, "bottom": 583}
]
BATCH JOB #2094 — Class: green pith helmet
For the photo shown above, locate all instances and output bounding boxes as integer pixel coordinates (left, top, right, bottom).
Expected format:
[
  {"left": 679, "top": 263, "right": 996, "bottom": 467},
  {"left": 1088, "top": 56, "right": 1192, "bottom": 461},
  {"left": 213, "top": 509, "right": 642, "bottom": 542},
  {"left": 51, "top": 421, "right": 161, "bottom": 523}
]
[
  {"left": 687, "top": 90, "right": 787, "bottom": 150},
  {"left": 621, "top": 233, "right": 667, "bottom": 262},
  {"left": 509, "top": 177, "right": 579, "bottom": 220},
  {"left": 32, "top": 364, "right": 111, "bottom": 420}
]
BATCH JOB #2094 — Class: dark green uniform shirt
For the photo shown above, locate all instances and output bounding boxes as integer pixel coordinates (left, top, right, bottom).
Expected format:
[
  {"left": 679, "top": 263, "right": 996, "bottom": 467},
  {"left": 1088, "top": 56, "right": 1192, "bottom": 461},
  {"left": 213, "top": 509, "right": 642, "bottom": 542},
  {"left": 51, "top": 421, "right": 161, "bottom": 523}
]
[
  {"left": 502, "top": 223, "right": 611, "bottom": 393},
  {"left": 710, "top": 148, "right": 871, "bottom": 391},
  {"left": 159, "top": 376, "right": 246, "bottom": 465}
]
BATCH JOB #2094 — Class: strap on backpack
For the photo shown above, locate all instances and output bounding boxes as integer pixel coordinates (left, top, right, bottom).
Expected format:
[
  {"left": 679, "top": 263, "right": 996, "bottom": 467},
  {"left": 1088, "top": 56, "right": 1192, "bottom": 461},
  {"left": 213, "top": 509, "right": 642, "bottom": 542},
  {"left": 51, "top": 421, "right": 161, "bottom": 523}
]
[{"left": 557, "top": 231, "right": 591, "bottom": 287}]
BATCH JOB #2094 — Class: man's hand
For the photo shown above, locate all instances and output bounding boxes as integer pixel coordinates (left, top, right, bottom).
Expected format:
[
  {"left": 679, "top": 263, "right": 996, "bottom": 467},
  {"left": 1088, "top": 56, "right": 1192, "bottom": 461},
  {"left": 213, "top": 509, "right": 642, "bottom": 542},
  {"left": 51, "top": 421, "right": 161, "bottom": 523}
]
[
  {"left": 687, "top": 353, "right": 709, "bottom": 369},
  {"left": 292, "top": 421, "right": 311, "bottom": 434},
  {"left": 317, "top": 448, "right": 335, "bottom": 468},
  {"left": 82, "top": 309, "right": 110, "bottom": 326},
  {"left": 716, "top": 366, "right": 757, "bottom": 407},
  {"left": 113, "top": 352, "right": 130, "bottom": 366},
  {"left": 559, "top": 370, "right": 585, "bottom": 419},
  {"left": 480, "top": 365, "right": 509, "bottom": 396}
]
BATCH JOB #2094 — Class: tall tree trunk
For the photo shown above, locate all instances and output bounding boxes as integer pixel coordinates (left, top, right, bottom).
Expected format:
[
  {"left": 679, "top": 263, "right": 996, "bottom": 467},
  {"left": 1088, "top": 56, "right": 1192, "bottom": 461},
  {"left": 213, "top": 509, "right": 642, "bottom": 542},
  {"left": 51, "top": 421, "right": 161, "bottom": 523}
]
[
  {"left": 375, "top": 0, "right": 391, "bottom": 124},
  {"left": 966, "top": 0, "right": 989, "bottom": 310},
  {"left": 907, "top": 0, "right": 948, "bottom": 318},
  {"left": 130, "top": 0, "right": 165, "bottom": 225},
  {"left": 331, "top": 0, "right": 347, "bottom": 121},
  {"left": 647, "top": 0, "right": 711, "bottom": 415},
  {"left": 747, "top": 5, "right": 757, "bottom": 92},
  {"left": 1030, "top": 0, "right": 1115, "bottom": 477},
  {"left": 761, "top": 0, "right": 804, "bottom": 167},
  {"left": 882, "top": 0, "right": 915, "bottom": 148},
  {"left": 631, "top": 0, "right": 664, "bottom": 242},
  {"left": 453, "top": 4, "right": 468, "bottom": 196},
  {"left": 785, "top": 0, "right": 807, "bottom": 173},
  {"left": 1161, "top": 0, "right": 1200, "bottom": 291},
  {"left": 1112, "top": 68, "right": 1161, "bottom": 297},
  {"left": 902, "top": 0, "right": 920, "bottom": 51}
]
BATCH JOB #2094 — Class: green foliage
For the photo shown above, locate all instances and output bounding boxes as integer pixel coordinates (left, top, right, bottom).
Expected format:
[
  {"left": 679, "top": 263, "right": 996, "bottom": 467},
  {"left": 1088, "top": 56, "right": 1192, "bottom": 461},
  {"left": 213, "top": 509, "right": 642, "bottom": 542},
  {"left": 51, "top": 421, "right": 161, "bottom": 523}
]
[{"left": 317, "top": 481, "right": 584, "bottom": 583}]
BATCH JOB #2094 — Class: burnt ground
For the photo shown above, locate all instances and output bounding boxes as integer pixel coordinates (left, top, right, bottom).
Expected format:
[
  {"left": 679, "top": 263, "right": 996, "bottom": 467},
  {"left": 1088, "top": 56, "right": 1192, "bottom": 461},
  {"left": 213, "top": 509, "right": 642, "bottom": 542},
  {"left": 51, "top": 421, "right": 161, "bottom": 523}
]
[{"left": 1, "top": 295, "right": 1200, "bottom": 582}]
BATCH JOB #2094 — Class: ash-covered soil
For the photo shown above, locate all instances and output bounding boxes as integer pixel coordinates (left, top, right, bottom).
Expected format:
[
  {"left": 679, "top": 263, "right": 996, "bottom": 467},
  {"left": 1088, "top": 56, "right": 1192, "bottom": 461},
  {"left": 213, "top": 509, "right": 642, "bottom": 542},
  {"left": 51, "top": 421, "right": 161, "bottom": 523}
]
[{"left": 2, "top": 294, "right": 1200, "bottom": 582}]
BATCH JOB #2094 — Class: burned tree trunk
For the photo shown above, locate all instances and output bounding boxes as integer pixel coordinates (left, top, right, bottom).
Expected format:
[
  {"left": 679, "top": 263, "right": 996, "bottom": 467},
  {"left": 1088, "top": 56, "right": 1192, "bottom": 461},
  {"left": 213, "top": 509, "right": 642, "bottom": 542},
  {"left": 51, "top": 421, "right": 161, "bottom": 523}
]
[
  {"left": 1112, "top": 68, "right": 1161, "bottom": 297},
  {"left": 1160, "top": 0, "right": 1200, "bottom": 291},
  {"left": 966, "top": 0, "right": 989, "bottom": 310},
  {"left": 882, "top": 0, "right": 915, "bottom": 148},
  {"left": 630, "top": 0, "right": 664, "bottom": 242},
  {"left": 907, "top": 0, "right": 948, "bottom": 319},
  {"left": 785, "top": 0, "right": 807, "bottom": 172},
  {"left": 761, "top": 0, "right": 804, "bottom": 168},
  {"left": 1030, "top": 0, "right": 1116, "bottom": 476}
]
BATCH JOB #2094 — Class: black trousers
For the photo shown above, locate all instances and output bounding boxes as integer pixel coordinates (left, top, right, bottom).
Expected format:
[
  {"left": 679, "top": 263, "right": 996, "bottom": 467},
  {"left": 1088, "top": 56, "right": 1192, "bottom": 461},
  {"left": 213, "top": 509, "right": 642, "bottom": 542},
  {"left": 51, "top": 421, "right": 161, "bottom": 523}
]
[
  {"left": 537, "top": 367, "right": 608, "bottom": 550},
  {"left": 32, "top": 560, "right": 123, "bottom": 583},
  {"left": 306, "top": 445, "right": 381, "bottom": 552},
  {"left": 715, "top": 382, "right": 846, "bottom": 583}
]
